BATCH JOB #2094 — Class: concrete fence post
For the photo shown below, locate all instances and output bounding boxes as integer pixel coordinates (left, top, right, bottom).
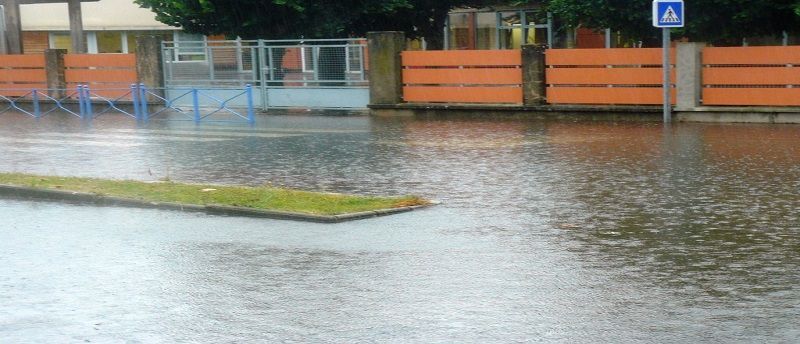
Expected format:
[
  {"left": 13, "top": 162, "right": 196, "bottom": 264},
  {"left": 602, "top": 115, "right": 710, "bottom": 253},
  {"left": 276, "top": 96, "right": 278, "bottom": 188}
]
[
  {"left": 135, "top": 35, "right": 165, "bottom": 99},
  {"left": 44, "top": 49, "right": 67, "bottom": 99},
  {"left": 367, "top": 31, "right": 405, "bottom": 105},
  {"left": 676, "top": 42, "right": 706, "bottom": 110},
  {"left": 522, "top": 44, "right": 547, "bottom": 105}
]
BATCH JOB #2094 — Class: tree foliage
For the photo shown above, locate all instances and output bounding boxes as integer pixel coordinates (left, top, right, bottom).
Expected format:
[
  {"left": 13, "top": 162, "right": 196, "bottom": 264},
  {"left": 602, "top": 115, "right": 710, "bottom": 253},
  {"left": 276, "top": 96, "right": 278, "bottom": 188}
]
[
  {"left": 135, "top": 0, "right": 500, "bottom": 48},
  {"left": 544, "top": 0, "right": 800, "bottom": 46}
]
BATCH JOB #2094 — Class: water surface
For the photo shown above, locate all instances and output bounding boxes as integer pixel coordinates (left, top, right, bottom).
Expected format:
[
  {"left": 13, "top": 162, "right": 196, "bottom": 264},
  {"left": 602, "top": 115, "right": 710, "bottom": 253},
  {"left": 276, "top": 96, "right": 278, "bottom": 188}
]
[{"left": 1, "top": 113, "right": 798, "bottom": 342}]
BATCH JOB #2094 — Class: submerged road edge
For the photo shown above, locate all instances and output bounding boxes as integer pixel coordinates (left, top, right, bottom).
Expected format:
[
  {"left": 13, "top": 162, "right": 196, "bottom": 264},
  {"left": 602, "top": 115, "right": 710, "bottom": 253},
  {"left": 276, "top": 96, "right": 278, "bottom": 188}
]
[{"left": 0, "top": 184, "right": 435, "bottom": 223}]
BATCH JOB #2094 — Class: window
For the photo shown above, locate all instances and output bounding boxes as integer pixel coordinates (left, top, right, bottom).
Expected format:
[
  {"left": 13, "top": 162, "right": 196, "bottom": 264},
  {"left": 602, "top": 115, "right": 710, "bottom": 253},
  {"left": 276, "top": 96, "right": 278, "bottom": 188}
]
[
  {"left": 498, "top": 10, "right": 550, "bottom": 49},
  {"left": 96, "top": 31, "right": 123, "bottom": 53},
  {"left": 445, "top": 9, "right": 552, "bottom": 50},
  {"left": 447, "top": 12, "right": 475, "bottom": 50},
  {"left": 476, "top": 12, "right": 497, "bottom": 50},
  {"left": 49, "top": 32, "right": 88, "bottom": 53}
]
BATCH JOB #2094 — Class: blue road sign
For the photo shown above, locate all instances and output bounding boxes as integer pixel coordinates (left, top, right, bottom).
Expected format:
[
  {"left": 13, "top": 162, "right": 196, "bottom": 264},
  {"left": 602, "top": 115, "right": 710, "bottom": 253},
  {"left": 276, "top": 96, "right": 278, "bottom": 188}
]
[{"left": 652, "top": 0, "right": 684, "bottom": 28}]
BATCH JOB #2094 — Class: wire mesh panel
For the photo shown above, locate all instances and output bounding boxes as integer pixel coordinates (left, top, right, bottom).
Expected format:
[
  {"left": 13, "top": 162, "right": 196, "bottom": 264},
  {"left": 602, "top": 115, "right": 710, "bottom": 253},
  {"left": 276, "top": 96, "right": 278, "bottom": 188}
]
[
  {"left": 163, "top": 40, "right": 259, "bottom": 87},
  {"left": 259, "top": 39, "right": 368, "bottom": 88},
  {"left": 163, "top": 39, "right": 367, "bottom": 88}
]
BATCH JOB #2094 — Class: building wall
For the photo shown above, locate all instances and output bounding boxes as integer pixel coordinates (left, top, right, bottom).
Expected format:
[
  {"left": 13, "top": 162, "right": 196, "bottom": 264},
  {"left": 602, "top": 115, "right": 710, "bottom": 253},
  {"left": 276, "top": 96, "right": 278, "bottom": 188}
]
[
  {"left": 22, "top": 32, "right": 49, "bottom": 55},
  {"left": 576, "top": 28, "right": 605, "bottom": 49}
]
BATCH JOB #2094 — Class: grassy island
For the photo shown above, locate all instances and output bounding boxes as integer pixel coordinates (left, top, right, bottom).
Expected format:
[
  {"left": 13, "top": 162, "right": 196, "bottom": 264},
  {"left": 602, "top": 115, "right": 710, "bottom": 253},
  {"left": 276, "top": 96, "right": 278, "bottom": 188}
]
[{"left": 0, "top": 173, "right": 428, "bottom": 216}]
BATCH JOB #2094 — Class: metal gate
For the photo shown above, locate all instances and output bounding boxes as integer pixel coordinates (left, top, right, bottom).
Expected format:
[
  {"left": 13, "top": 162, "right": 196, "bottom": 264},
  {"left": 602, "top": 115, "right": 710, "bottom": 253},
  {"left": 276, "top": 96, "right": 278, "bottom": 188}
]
[{"left": 162, "top": 39, "right": 369, "bottom": 110}]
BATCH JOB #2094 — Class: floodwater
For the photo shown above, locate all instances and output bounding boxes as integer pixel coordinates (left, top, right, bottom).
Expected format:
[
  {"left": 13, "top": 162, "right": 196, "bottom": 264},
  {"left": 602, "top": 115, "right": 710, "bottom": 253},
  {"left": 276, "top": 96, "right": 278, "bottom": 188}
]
[{"left": 0, "top": 112, "right": 798, "bottom": 343}]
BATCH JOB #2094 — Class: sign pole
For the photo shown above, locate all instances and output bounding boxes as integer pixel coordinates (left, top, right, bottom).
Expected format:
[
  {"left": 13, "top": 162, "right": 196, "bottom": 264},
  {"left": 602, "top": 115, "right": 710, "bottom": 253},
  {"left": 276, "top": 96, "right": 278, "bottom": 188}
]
[
  {"left": 653, "top": 0, "right": 682, "bottom": 123},
  {"left": 663, "top": 27, "right": 671, "bottom": 123}
]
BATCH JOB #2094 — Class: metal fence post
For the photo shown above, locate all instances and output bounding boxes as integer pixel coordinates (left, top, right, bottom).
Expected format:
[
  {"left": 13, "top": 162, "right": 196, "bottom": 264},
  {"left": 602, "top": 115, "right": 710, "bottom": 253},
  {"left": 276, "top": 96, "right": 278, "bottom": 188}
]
[
  {"left": 266, "top": 44, "right": 274, "bottom": 82},
  {"left": 312, "top": 46, "right": 319, "bottom": 83},
  {"left": 246, "top": 84, "right": 255, "bottom": 124},
  {"left": 208, "top": 44, "right": 215, "bottom": 81},
  {"left": 236, "top": 38, "right": 244, "bottom": 73},
  {"left": 131, "top": 84, "right": 140, "bottom": 121},
  {"left": 78, "top": 85, "right": 86, "bottom": 118},
  {"left": 139, "top": 83, "right": 149, "bottom": 122},
  {"left": 663, "top": 28, "right": 672, "bottom": 123},
  {"left": 359, "top": 45, "right": 366, "bottom": 81},
  {"left": 192, "top": 88, "right": 201, "bottom": 123},
  {"left": 83, "top": 85, "right": 93, "bottom": 120},
  {"left": 32, "top": 89, "right": 40, "bottom": 119}
]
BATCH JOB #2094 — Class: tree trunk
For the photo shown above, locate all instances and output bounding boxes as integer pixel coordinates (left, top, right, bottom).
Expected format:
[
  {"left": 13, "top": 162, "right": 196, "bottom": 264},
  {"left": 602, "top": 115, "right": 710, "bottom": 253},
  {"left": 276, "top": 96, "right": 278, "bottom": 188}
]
[
  {"left": 416, "top": 5, "right": 450, "bottom": 50},
  {"left": 426, "top": 34, "right": 444, "bottom": 50}
]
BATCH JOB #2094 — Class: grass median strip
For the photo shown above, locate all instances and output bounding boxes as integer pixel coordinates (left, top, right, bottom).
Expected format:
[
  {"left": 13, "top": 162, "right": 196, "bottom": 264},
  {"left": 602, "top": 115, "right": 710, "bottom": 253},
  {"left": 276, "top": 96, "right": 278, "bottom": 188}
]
[{"left": 0, "top": 173, "right": 429, "bottom": 216}]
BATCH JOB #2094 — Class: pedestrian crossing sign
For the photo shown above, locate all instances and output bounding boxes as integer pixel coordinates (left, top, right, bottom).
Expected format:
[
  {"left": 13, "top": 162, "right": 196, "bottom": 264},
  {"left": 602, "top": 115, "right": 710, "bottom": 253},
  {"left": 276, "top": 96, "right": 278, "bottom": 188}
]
[{"left": 653, "top": 0, "right": 684, "bottom": 28}]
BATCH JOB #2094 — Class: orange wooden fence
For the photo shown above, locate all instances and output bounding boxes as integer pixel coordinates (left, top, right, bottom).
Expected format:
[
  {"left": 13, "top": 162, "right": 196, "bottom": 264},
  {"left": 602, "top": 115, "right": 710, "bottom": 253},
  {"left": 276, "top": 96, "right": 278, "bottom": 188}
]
[
  {"left": 402, "top": 50, "right": 522, "bottom": 104},
  {"left": 546, "top": 48, "right": 675, "bottom": 105},
  {"left": 0, "top": 55, "right": 46, "bottom": 97},
  {"left": 65, "top": 54, "right": 137, "bottom": 98},
  {"left": 703, "top": 46, "right": 800, "bottom": 106}
]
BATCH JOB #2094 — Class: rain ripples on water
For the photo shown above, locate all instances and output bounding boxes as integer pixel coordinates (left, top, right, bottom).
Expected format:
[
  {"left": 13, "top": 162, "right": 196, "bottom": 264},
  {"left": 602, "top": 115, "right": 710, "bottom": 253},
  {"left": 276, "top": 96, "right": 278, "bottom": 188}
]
[{"left": 0, "top": 113, "right": 798, "bottom": 342}]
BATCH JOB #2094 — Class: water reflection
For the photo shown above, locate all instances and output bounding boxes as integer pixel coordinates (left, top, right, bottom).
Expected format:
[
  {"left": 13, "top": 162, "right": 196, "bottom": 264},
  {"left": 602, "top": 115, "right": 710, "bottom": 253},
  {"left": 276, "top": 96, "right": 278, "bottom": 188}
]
[{"left": 0, "top": 113, "right": 798, "bottom": 342}]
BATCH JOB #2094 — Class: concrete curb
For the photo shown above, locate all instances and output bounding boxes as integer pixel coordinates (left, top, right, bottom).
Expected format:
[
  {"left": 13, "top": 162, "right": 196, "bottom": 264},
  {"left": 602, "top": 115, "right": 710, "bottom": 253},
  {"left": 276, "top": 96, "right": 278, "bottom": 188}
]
[
  {"left": 0, "top": 184, "right": 434, "bottom": 223},
  {"left": 368, "top": 103, "right": 663, "bottom": 113}
]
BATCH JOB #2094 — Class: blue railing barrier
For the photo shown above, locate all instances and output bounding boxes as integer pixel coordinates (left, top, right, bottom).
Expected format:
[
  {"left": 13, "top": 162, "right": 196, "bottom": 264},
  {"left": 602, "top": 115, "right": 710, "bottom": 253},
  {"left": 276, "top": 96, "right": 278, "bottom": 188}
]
[
  {"left": 141, "top": 84, "right": 255, "bottom": 124},
  {"left": 0, "top": 84, "right": 256, "bottom": 125},
  {"left": 0, "top": 89, "right": 83, "bottom": 119}
]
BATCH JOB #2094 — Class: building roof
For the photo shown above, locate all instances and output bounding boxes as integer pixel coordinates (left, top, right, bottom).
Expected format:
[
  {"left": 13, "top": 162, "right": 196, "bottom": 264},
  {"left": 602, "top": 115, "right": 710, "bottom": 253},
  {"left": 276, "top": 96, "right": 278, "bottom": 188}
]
[{"left": 17, "top": 0, "right": 177, "bottom": 31}]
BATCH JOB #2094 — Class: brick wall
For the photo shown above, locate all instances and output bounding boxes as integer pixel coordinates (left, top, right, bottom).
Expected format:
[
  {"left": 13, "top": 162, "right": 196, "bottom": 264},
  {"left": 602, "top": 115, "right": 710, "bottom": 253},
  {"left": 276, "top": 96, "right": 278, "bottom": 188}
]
[{"left": 22, "top": 32, "right": 49, "bottom": 55}]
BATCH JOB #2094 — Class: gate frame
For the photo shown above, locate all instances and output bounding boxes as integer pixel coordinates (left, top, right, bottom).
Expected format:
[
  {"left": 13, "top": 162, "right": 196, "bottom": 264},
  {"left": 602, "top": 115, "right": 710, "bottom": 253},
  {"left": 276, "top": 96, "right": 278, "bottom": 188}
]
[{"left": 162, "top": 38, "right": 369, "bottom": 110}]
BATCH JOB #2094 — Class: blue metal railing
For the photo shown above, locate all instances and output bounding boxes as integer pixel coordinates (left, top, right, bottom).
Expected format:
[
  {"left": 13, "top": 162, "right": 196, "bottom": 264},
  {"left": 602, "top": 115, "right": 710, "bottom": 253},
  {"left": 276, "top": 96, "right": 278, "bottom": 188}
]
[
  {"left": 138, "top": 84, "right": 255, "bottom": 124},
  {"left": 0, "top": 85, "right": 256, "bottom": 125}
]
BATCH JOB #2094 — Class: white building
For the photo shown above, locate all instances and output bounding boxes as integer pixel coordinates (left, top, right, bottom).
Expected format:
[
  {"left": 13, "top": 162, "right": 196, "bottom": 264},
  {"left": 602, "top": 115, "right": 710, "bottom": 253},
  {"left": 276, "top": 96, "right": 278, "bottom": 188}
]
[{"left": 2, "top": 0, "right": 205, "bottom": 54}]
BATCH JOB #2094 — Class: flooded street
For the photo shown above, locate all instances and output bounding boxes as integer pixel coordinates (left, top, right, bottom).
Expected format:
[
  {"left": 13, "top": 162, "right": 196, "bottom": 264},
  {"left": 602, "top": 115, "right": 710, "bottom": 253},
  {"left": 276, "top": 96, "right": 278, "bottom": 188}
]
[{"left": 1, "top": 113, "right": 798, "bottom": 342}]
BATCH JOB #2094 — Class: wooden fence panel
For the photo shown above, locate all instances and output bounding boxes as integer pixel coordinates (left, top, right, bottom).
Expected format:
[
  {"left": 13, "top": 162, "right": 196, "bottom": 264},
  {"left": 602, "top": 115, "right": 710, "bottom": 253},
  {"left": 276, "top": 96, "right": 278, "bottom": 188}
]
[
  {"left": 401, "top": 50, "right": 522, "bottom": 104},
  {"left": 0, "top": 84, "right": 47, "bottom": 97},
  {"left": 404, "top": 86, "right": 523, "bottom": 104},
  {"left": 0, "top": 55, "right": 46, "bottom": 68},
  {"left": 0, "top": 55, "right": 47, "bottom": 97},
  {"left": 546, "top": 48, "right": 673, "bottom": 66},
  {"left": 547, "top": 87, "right": 675, "bottom": 105},
  {"left": 403, "top": 68, "right": 522, "bottom": 85},
  {"left": 703, "top": 46, "right": 800, "bottom": 65},
  {"left": 704, "top": 67, "right": 800, "bottom": 85},
  {"left": 703, "top": 46, "right": 800, "bottom": 106},
  {"left": 64, "top": 54, "right": 137, "bottom": 99},
  {"left": 0, "top": 69, "right": 47, "bottom": 83},
  {"left": 65, "top": 70, "right": 138, "bottom": 84},
  {"left": 64, "top": 54, "right": 136, "bottom": 68},
  {"left": 546, "top": 48, "right": 675, "bottom": 105},
  {"left": 402, "top": 50, "right": 521, "bottom": 67},
  {"left": 546, "top": 68, "right": 674, "bottom": 85},
  {"left": 703, "top": 88, "right": 800, "bottom": 107}
]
